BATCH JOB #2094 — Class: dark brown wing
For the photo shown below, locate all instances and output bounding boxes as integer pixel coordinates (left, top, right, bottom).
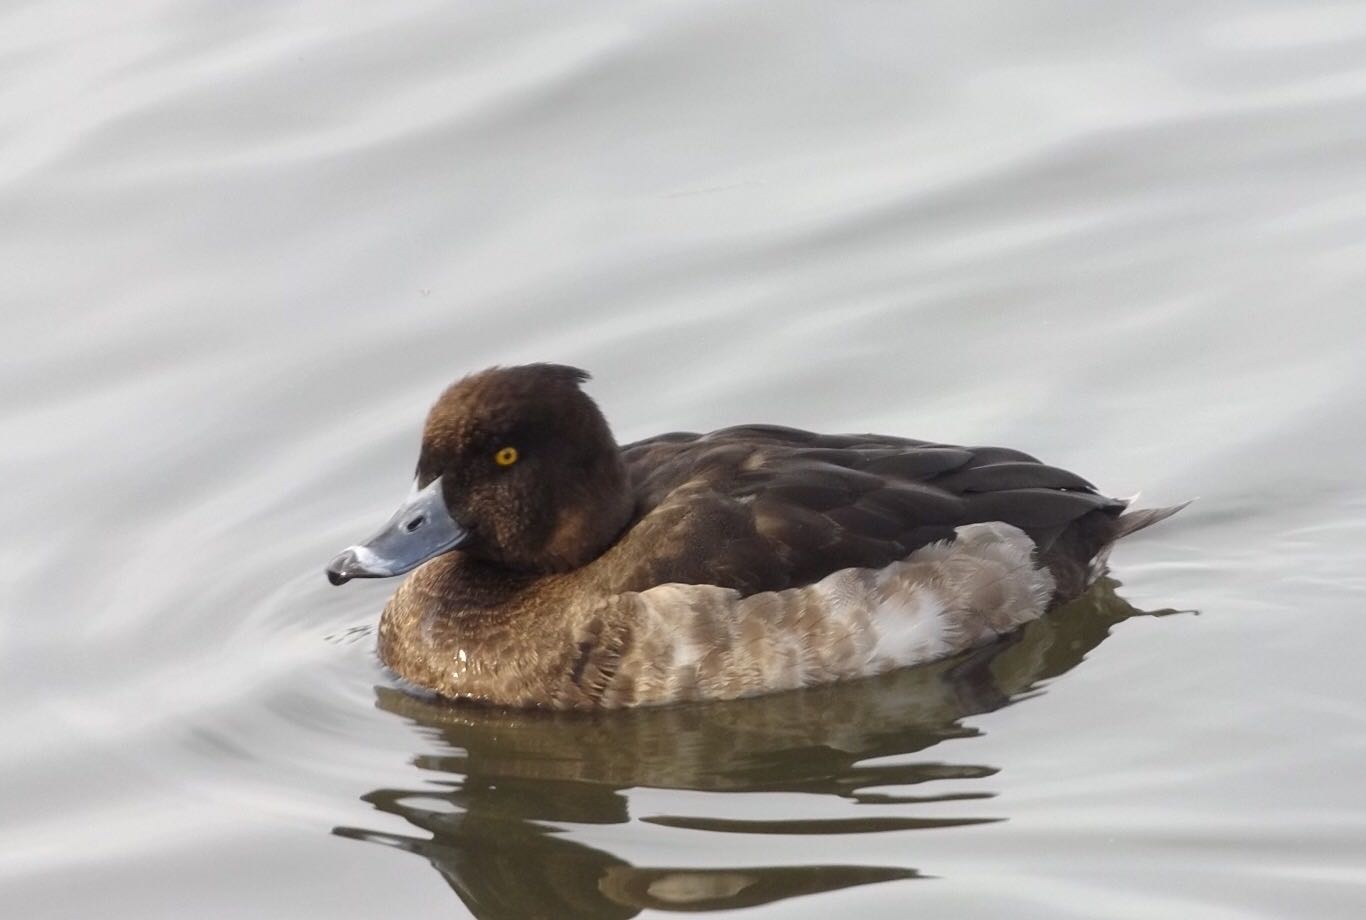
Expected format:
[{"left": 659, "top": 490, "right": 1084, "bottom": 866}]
[{"left": 606, "top": 425, "right": 1123, "bottom": 598}]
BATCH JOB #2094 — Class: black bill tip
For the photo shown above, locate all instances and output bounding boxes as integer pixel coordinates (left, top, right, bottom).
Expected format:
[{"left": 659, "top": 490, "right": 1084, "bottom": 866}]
[{"left": 326, "top": 549, "right": 359, "bottom": 586}]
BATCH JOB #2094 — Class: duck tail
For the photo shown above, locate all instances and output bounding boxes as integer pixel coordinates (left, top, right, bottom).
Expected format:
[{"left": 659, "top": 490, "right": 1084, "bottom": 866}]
[
  {"left": 1113, "top": 496, "right": 1193, "bottom": 540},
  {"left": 1087, "top": 495, "right": 1193, "bottom": 584}
]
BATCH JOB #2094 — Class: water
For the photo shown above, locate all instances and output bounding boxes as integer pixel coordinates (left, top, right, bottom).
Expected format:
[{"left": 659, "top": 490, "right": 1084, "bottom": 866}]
[{"left": 4, "top": 1, "right": 1366, "bottom": 917}]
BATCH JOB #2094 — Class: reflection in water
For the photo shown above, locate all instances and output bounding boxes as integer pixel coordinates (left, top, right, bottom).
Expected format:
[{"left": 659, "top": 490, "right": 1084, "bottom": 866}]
[{"left": 335, "top": 581, "right": 1177, "bottom": 918}]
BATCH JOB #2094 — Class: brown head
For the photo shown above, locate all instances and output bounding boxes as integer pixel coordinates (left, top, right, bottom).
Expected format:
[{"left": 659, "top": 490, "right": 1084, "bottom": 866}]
[{"left": 327, "top": 364, "right": 633, "bottom": 584}]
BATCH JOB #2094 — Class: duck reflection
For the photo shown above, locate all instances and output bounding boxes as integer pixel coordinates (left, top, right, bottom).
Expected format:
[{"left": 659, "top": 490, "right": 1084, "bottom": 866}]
[{"left": 335, "top": 580, "right": 1175, "bottom": 918}]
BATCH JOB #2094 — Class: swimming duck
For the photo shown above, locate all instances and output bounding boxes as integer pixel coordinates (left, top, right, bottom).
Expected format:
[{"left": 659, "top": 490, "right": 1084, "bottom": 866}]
[{"left": 327, "top": 364, "right": 1183, "bottom": 710}]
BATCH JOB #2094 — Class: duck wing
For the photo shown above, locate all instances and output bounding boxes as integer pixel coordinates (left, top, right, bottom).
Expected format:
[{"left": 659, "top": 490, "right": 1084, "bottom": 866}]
[{"left": 614, "top": 426, "right": 1123, "bottom": 598}]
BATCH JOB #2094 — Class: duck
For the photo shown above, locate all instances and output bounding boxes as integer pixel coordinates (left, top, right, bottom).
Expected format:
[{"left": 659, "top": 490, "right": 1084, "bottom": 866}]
[{"left": 326, "top": 364, "right": 1184, "bottom": 710}]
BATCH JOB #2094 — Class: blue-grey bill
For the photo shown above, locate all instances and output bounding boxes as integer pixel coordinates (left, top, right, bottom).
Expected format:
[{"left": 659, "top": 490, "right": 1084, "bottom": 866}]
[{"left": 326, "top": 477, "right": 468, "bottom": 585}]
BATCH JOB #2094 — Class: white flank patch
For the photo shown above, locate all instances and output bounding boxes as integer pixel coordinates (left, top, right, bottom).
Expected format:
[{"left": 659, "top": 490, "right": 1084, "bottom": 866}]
[
  {"left": 627, "top": 521, "right": 1056, "bottom": 702},
  {"left": 868, "top": 587, "right": 953, "bottom": 666}
]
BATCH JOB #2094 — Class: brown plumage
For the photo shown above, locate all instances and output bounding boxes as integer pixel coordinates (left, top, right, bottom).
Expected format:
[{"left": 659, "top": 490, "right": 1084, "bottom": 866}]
[{"left": 328, "top": 364, "right": 1185, "bottom": 709}]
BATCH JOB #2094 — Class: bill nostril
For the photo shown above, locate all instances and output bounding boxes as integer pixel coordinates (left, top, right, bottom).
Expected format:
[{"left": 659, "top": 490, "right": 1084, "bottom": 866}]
[{"left": 404, "top": 515, "right": 426, "bottom": 533}]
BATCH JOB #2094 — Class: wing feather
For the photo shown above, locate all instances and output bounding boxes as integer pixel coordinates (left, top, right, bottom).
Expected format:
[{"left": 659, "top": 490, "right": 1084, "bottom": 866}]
[{"left": 613, "top": 430, "right": 1122, "bottom": 597}]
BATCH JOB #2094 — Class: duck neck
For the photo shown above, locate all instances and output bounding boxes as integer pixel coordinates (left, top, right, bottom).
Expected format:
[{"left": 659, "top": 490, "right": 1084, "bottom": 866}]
[{"left": 538, "top": 449, "right": 635, "bottom": 571}]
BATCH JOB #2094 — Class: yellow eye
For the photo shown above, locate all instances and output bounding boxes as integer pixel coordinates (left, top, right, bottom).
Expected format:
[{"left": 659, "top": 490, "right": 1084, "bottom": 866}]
[{"left": 494, "top": 446, "right": 519, "bottom": 467}]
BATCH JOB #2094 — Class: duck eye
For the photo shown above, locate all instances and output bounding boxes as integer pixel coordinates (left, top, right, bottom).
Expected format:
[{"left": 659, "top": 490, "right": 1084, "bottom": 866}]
[{"left": 493, "top": 446, "right": 519, "bottom": 467}]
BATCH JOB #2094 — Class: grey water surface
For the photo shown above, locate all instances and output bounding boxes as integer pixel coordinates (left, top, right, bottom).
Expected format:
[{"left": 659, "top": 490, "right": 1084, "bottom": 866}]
[{"left": 4, "top": 1, "right": 1366, "bottom": 918}]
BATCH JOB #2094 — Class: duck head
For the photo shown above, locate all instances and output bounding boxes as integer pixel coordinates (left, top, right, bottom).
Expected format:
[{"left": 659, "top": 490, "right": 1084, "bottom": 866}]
[{"left": 326, "top": 364, "right": 632, "bottom": 585}]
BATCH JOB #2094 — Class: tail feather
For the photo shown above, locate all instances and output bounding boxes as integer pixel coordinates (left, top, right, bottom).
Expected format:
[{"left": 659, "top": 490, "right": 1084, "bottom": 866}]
[
  {"left": 1087, "top": 499, "right": 1193, "bottom": 584},
  {"left": 1114, "top": 500, "right": 1194, "bottom": 540}
]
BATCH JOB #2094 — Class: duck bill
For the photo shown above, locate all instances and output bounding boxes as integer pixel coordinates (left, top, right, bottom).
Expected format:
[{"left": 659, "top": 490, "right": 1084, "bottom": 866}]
[{"left": 326, "top": 477, "right": 469, "bottom": 585}]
